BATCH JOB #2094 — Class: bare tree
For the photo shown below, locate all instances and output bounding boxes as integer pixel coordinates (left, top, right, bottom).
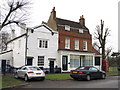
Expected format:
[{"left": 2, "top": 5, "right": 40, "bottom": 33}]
[
  {"left": 94, "top": 20, "right": 110, "bottom": 60},
  {"left": 92, "top": 42, "right": 100, "bottom": 52},
  {"left": 105, "top": 47, "right": 112, "bottom": 59},
  {"left": 0, "top": 0, "right": 31, "bottom": 31},
  {"left": 0, "top": 31, "right": 10, "bottom": 51}
]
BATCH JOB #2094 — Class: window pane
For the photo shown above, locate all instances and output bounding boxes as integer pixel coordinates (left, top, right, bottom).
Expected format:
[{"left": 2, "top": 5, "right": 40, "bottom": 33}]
[
  {"left": 65, "top": 38, "right": 70, "bottom": 49},
  {"left": 65, "top": 25, "right": 70, "bottom": 31},
  {"left": 43, "top": 40, "right": 45, "bottom": 48},
  {"left": 75, "top": 40, "right": 79, "bottom": 50},
  {"left": 38, "top": 56, "right": 44, "bottom": 66},
  {"left": 89, "top": 67, "right": 98, "bottom": 71},
  {"left": 70, "top": 59, "right": 80, "bottom": 68},
  {"left": 79, "top": 29, "right": 83, "bottom": 33},
  {"left": 29, "top": 67, "right": 41, "bottom": 70},
  {"left": 39, "top": 39, "right": 48, "bottom": 48},
  {"left": 45, "top": 41, "right": 48, "bottom": 48},
  {"left": 70, "top": 59, "right": 74, "bottom": 68},
  {"left": 83, "top": 41, "right": 87, "bottom": 51},
  {"left": 95, "top": 57, "right": 100, "bottom": 65},
  {"left": 74, "top": 59, "right": 80, "bottom": 68},
  {"left": 39, "top": 40, "right": 42, "bottom": 48},
  {"left": 83, "top": 56, "right": 93, "bottom": 66}
]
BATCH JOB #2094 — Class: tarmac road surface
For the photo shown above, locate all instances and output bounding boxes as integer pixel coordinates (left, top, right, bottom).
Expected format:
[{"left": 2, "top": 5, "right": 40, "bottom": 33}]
[{"left": 22, "top": 76, "right": 119, "bottom": 88}]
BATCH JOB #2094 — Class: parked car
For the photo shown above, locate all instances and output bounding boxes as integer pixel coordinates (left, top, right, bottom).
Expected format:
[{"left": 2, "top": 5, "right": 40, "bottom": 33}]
[
  {"left": 70, "top": 66, "right": 106, "bottom": 81},
  {"left": 14, "top": 66, "right": 45, "bottom": 81}
]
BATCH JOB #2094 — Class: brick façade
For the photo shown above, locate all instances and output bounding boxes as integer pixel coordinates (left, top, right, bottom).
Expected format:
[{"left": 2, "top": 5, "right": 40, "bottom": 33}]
[{"left": 47, "top": 7, "right": 100, "bottom": 55}]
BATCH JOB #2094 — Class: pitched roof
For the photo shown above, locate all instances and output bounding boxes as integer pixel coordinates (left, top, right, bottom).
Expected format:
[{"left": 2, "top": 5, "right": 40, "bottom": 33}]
[
  {"left": 56, "top": 18, "right": 88, "bottom": 30},
  {"left": 91, "top": 47, "right": 101, "bottom": 55},
  {"left": 0, "top": 50, "right": 13, "bottom": 55},
  {"left": 7, "top": 34, "right": 26, "bottom": 44}
]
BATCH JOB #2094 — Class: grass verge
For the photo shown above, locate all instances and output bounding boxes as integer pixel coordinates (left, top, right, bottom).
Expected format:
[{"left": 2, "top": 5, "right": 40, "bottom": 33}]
[
  {"left": 46, "top": 67, "right": 119, "bottom": 80},
  {"left": 2, "top": 76, "right": 25, "bottom": 88},
  {"left": 107, "top": 67, "right": 119, "bottom": 76},
  {"left": 46, "top": 73, "right": 72, "bottom": 80}
]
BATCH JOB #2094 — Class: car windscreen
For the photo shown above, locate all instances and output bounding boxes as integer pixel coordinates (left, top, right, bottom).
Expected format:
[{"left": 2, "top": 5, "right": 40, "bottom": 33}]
[
  {"left": 28, "top": 67, "right": 41, "bottom": 71},
  {"left": 76, "top": 67, "right": 89, "bottom": 70}
]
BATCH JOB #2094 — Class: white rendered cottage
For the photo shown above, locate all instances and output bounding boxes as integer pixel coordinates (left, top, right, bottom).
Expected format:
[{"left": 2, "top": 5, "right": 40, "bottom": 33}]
[{"left": 0, "top": 24, "right": 58, "bottom": 73}]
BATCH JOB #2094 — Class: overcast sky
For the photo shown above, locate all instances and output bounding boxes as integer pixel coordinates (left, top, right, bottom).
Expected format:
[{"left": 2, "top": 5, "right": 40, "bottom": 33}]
[
  {"left": 1, "top": 0, "right": 119, "bottom": 52},
  {"left": 29, "top": 0, "right": 119, "bottom": 52}
]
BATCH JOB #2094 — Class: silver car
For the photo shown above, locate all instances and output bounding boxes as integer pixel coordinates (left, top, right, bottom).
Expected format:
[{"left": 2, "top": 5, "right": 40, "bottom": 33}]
[{"left": 14, "top": 66, "right": 45, "bottom": 81}]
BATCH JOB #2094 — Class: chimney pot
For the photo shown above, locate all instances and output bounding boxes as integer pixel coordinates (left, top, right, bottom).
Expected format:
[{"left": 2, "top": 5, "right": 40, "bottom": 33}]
[
  {"left": 79, "top": 15, "right": 85, "bottom": 26},
  {"left": 19, "top": 23, "right": 26, "bottom": 35},
  {"left": 53, "top": 7, "right": 55, "bottom": 11},
  {"left": 82, "top": 15, "right": 84, "bottom": 18},
  {"left": 51, "top": 7, "right": 56, "bottom": 20}
]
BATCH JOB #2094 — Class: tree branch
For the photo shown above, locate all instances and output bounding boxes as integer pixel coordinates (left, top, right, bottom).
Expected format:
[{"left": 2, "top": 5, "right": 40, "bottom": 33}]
[{"left": 0, "top": 0, "right": 30, "bottom": 31}]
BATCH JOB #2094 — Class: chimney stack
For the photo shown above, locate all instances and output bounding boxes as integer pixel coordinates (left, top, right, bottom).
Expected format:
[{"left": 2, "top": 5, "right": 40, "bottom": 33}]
[
  {"left": 19, "top": 23, "right": 26, "bottom": 35},
  {"left": 79, "top": 15, "right": 85, "bottom": 26},
  {"left": 51, "top": 7, "right": 56, "bottom": 20}
]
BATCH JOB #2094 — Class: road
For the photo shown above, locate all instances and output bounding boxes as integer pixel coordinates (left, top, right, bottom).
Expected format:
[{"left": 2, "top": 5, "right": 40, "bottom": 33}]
[{"left": 22, "top": 76, "right": 119, "bottom": 88}]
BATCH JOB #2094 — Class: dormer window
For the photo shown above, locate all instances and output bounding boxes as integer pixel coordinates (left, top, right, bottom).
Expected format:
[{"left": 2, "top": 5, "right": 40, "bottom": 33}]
[
  {"left": 79, "top": 29, "right": 83, "bottom": 33},
  {"left": 65, "top": 25, "right": 70, "bottom": 31}
]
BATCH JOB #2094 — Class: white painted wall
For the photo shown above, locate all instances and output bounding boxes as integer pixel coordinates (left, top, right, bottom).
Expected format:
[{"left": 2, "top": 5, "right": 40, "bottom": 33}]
[
  {"left": 1, "top": 24, "right": 58, "bottom": 69},
  {"left": 27, "top": 25, "right": 58, "bottom": 68},
  {"left": 0, "top": 51, "right": 13, "bottom": 61},
  {"left": 13, "top": 36, "right": 26, "bottom": 67},
  {"left": 0, "top": 51, "right": 13, "bottom": 71},
  {"left": 7, "top": 35, "right": 26, "bottom": 67}
]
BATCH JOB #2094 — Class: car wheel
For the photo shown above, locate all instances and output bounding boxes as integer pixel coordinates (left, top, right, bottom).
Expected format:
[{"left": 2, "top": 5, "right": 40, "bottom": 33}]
[
  {"left": 86, "top": 75, "right": 91, "bottom": 81},
  {"left": 101, "top": 74, "right": 106, "bottom": 79},
  {"left": 14, "top": 73, "right": 19, "bottom": 79},
  {"left": 24, "top": 75, "right": 29, "bottom": 81}
]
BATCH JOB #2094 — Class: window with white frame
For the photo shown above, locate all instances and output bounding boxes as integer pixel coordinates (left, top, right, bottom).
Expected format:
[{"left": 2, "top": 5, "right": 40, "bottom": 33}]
[
  {"left": 38, "top": 56, "right": 44, "bottom": 66},
  {"left": 83, "top": 56, "right": 93, "bottom": 66},
  {"left": 79, "top": 29, "right": 83, "bottom": 33},
  {"left": 70, "top": 55, "right": 80, "bottom": 68},
  {"left": 75, "top": 40, "right": 79, "bottom": 50},
  {"left": 83, "top": 41, "right": 87, "bottom": 51},
  {"left": 39, "top": 39, "right": 48, "bottom": 48},
  {"left": 65, "top": 25, "right": 70, "bottom": 31},
  {"left": 95, "top": 57, "right": 100, "bottom": 65},
  {"left": 70, "top": 59, "right": 80, "bottom": 68},
  {"left": 65, "top": 38, "right": 70, "bottom": 49}
]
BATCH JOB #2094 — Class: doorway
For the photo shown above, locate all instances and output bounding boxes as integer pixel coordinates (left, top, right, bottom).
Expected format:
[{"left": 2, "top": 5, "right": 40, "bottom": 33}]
[
  {"left": 62, "top": 56, "right": 68, "bottom": 71},
  {"left": 1, "top": 60, "right": 6, "bottom": 73},
  {"left": 27, "top": 57, "right": 33, "bottom": 65},
  {"left": 50, "top": 61, "right": 54, "bottom": 73}
]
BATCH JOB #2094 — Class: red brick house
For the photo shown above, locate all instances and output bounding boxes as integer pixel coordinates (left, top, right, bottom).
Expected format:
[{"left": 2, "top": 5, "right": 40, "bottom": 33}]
[{"left": 47, "top": 7, "right": 102, "bottom": 72}]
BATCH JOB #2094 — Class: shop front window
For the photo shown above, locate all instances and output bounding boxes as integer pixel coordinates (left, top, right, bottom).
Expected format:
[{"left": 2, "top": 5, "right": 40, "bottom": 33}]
[
  {"left": 83, "top": 56, "right": 93, "bottom": 66},
  {"left": 70, "top": 55, "right": 80, "bottom": 68}
]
